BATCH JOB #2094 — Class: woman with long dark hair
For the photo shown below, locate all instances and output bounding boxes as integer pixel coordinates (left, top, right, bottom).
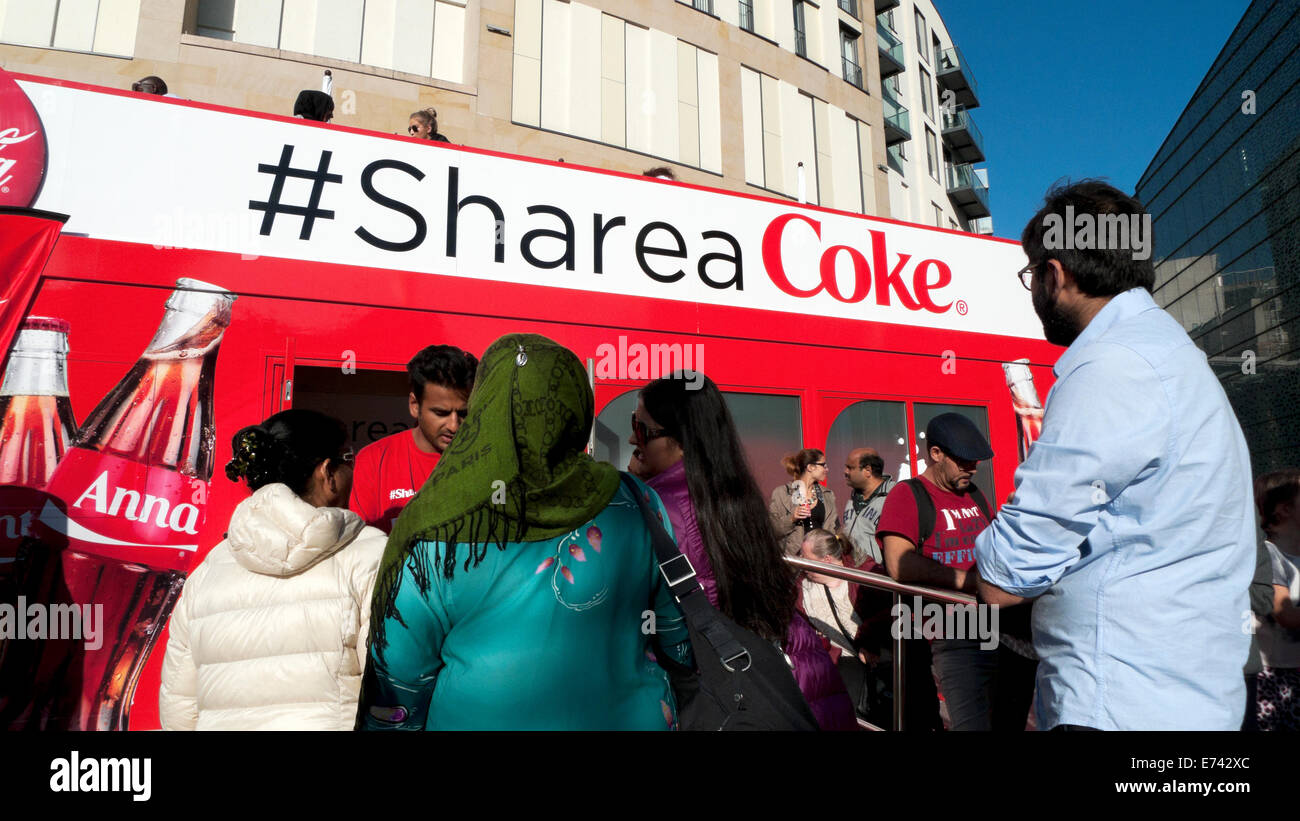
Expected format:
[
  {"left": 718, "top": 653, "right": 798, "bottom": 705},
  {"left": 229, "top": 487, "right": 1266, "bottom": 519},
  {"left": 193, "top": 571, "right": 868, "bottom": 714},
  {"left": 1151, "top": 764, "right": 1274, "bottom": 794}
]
[
  {"left": 159, "top": 409, "right": 386, "bottom": 730},
  {"left": 632, "top": 372, "right": 856, "bottom": 730}
]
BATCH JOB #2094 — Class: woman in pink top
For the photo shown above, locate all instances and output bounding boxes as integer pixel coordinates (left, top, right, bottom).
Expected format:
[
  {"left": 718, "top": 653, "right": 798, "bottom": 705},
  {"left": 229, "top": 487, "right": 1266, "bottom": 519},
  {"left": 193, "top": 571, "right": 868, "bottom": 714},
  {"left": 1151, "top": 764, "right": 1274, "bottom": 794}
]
[{"left": 628, "top": 372, "right": 855, "bottom": 730}]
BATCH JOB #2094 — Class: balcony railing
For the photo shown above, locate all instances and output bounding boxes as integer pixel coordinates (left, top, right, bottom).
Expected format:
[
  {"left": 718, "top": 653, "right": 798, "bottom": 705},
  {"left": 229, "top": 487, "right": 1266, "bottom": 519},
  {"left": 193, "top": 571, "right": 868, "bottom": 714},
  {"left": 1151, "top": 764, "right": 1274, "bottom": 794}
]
[
  {"left": 937, "top": 46, "right": 980, "bottom": 109},
  {"left": 882, "top": 92, "right": 910, "bottom": 145},
  {"left": 940, "top": 105, "right": 985, "bottom": 164},
  {"left": 784, "top": 556, "right": 976, "bottom": 731},
  {"left": 876, "top": 24, "right": 904, "bottom": 78},
  {"left": 946, "top": 162, "right": 990, "bottom": 219},
  {"left": 843, "top": 58, "right": 864, "bottom": 89}
]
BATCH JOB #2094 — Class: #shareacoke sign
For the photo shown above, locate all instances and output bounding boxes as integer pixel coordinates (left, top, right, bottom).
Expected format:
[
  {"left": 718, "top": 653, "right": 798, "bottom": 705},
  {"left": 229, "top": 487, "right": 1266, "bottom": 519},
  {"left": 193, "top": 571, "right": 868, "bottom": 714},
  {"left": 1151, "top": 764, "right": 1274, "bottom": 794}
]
[{"left": 15, "top": 76, "right": 1039, "bottom": 341}]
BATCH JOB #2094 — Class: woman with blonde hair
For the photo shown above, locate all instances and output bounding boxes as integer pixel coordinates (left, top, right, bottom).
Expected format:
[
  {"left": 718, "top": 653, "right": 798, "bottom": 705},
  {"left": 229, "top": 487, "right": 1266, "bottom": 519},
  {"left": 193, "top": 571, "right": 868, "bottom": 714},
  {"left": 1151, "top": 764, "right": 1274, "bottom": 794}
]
[
  {"left": 770, "top": 448, "right": 838, "bottom": 556},
  {"left": 407, "top": 107, "right": 450, "bottom": 142}
]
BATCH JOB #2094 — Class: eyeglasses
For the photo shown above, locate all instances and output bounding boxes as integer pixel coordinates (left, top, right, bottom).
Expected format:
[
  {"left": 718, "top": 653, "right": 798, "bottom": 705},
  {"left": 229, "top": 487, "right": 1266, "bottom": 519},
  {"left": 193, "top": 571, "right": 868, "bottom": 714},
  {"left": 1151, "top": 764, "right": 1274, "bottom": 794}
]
[
  {"left": 1016, "top": 263, "right": 1037, "bottom": 291},
  {"left": 631, "top": 414, "right": 670, "bottom": 447}
]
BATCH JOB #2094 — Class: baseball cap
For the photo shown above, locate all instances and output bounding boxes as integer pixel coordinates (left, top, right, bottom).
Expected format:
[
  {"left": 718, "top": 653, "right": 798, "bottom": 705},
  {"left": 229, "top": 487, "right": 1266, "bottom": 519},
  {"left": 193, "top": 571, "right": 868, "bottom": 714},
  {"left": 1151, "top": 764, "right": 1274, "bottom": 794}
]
[{"left": 925, "top": 413, "right": 994, "bottom": 462}]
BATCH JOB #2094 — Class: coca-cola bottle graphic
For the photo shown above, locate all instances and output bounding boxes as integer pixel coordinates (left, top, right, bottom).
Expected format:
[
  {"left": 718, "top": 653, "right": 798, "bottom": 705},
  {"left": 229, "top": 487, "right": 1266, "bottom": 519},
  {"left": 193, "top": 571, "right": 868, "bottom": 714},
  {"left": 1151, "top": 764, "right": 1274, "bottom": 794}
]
[
  {"left": 0, "top": 317, "right": 77, "bottom": 572},
  {"left": 6, "top": 279, "right": 235, "bottom": 730},
  {"left": 1003, "top": 358, "right": 1044, "bottom": 463}
]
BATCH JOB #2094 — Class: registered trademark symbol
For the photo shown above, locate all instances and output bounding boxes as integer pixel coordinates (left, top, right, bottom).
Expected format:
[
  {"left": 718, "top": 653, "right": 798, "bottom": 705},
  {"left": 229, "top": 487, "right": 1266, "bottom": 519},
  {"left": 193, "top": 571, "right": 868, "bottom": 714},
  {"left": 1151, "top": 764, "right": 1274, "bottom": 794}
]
[{"left": 955, "top": 300, "right": 968, "bottom": 315}]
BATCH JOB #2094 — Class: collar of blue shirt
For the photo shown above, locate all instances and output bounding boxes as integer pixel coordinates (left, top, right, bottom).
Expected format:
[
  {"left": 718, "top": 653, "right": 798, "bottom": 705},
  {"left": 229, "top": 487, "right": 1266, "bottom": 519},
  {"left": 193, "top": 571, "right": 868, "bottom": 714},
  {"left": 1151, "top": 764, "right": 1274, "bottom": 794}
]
[{"left": 1052, "top": 287, "right": 1156, "bottom": 379}]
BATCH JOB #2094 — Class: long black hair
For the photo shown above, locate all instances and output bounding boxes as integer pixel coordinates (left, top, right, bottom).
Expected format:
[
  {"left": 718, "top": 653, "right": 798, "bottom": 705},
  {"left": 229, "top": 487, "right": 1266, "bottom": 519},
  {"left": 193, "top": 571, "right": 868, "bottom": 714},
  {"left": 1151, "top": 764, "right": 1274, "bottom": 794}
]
[
  {"left": 642, "top": 372, "right": 795, "bottom": 641},
  {"left": 225, "top": 409, "right": 348, "bottom": 496}
]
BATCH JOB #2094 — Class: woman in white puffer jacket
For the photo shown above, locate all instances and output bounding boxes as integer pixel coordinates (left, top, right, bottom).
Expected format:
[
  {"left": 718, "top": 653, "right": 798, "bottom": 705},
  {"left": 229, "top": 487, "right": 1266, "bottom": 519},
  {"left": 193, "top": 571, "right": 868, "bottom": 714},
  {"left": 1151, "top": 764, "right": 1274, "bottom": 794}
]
[{"left": 159, "top": 409, "right": 386, "bottom": 730}]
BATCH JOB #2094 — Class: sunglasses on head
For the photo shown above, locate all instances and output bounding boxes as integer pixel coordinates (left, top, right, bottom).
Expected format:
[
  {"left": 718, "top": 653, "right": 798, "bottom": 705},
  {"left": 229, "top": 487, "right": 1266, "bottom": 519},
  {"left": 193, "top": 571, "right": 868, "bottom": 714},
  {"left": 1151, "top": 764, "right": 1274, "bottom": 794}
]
[{"left": 631, "top": 414, "right": 669, "bottom": 447}]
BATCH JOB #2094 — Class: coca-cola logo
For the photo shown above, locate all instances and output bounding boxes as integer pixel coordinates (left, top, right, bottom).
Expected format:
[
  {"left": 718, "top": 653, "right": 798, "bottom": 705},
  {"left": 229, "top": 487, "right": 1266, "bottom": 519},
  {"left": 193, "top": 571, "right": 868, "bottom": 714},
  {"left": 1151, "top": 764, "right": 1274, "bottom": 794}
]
[
  {"left": 761, "top": 213, "right": 955, "bottom": 313},
  {"left": 0, "top": 68, "right": 47, "bottom": 207}
]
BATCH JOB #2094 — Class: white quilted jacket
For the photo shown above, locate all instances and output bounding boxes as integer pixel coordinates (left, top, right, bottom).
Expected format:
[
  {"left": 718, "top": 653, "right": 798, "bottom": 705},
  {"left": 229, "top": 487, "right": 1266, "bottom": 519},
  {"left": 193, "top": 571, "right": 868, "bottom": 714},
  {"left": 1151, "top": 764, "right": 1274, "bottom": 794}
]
[{"left": 159, "top": 483, "right": 387, "bottom": 730}]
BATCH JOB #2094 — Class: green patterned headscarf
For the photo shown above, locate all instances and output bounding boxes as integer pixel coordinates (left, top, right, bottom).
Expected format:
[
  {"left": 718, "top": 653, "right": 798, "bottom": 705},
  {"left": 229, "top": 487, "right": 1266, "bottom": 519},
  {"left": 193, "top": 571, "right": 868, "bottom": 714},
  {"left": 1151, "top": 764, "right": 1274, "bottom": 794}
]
[{"left": 370, "top": 333, "right": 619, "bottom": 651}]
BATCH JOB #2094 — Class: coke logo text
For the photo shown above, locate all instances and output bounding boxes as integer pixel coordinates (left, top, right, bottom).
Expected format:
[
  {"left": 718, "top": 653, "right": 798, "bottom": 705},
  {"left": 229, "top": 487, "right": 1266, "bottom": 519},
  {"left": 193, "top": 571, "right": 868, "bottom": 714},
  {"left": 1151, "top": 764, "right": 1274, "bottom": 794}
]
[
  {"left": 1, "top": 511, "right": 35, "bottom": 540},
  {"left": 72, "top": 471, "right": 201, "bottom": 536},
  {"left": 0, "top": 127, "right": 37, "bottom": 191},
  {"left": 761, "top": 213, "right": 955, "bottom": 313}
]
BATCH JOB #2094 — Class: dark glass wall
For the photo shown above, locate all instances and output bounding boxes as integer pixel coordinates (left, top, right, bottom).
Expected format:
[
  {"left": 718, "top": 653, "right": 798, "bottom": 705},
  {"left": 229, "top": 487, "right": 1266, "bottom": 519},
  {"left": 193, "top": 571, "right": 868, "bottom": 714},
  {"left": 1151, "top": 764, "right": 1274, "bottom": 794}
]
[{"left": 1135, "top": 0, "right": 1300, "bottom": 476}]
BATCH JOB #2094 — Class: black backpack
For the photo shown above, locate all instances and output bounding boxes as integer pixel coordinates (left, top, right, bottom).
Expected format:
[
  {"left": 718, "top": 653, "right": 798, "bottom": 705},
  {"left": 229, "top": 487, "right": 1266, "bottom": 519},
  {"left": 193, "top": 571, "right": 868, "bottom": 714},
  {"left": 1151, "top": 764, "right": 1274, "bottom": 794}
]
[{"left": 620, "top": 473, "right": 819, "bottom": 731}]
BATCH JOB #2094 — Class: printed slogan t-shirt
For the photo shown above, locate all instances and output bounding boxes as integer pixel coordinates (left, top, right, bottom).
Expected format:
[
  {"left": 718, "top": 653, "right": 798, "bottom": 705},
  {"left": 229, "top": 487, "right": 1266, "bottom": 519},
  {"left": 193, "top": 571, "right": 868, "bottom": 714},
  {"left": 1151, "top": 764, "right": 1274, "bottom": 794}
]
[
  {"left": 349, "top": 429, "right": 441, "bottom": 533},
  {"left": 874, "top": 476, "right": 990, "bottom": 569}
]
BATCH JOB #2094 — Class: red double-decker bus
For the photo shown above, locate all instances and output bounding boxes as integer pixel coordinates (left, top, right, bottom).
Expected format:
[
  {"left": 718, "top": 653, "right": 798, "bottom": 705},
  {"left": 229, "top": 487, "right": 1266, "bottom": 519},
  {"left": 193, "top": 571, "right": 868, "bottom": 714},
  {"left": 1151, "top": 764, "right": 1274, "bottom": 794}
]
[{"left": 0, "top": 70, "right": 1058, "bottom": 729}]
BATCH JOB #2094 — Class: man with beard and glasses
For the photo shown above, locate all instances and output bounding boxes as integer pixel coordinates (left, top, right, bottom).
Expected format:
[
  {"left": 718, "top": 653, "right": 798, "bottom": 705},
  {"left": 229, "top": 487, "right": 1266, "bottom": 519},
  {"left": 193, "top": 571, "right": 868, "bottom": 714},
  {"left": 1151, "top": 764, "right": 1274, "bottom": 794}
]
[{"left": 974, "top": 180, "right": 1255, "bottom": 730}]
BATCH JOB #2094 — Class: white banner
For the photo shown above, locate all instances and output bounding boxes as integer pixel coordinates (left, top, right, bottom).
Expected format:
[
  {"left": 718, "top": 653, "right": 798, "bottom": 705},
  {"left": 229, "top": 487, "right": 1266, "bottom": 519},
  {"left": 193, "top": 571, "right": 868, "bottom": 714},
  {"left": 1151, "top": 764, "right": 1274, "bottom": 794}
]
[{"left": 20, "top": 79, "right": 1040, "bottom": 339}]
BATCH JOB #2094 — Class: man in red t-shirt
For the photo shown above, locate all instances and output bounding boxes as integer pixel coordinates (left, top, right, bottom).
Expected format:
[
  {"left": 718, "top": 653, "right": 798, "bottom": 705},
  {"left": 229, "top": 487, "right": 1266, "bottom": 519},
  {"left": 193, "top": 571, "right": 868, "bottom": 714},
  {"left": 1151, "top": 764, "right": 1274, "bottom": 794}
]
[
  {"left": 349, "top": 345, "right": 478, "bottom": 532},
  {"left": 875, "top": 412, "right": 1036, "bottom": 731}
]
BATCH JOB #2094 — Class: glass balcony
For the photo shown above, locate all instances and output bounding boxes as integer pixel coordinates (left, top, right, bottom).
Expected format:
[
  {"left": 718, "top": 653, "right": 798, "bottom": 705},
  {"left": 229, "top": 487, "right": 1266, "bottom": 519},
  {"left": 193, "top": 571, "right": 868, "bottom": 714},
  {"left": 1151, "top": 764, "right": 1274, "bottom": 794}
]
[
  {"left": 937, "top": 46, "right": 980, "bottom": 109},
  {"left": 882, "top": 93, "right": 910, "bottom": 146},
  {"left": 945, "top": 163, "right": 990, "bottom": 219},
  {"left": 940, "top": 105, "right": 985, "bottom": 164},
  {"left": 877, "top": 24, "right": 904, "bottom": 78}
]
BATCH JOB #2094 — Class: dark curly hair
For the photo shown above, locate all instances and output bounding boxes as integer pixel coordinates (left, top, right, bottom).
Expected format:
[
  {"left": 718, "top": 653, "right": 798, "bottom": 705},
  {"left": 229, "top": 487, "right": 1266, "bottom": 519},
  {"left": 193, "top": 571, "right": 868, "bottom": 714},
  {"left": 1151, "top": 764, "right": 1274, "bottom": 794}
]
[
  {"left": 408, "top": 344, "right": 478, "bottom": 402},
  {"left": 225, "top": 409, "right": 348, "bottom": 495}
]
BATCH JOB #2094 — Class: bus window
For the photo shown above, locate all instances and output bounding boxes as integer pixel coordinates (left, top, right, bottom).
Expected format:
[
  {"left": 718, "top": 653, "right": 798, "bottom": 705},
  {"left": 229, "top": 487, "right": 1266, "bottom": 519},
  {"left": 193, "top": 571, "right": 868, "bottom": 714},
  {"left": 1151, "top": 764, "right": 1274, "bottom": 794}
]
[
  {"left": 292, "top": 365, "right": 411, "bottom": 450},
  {"left": 824, "top": 400, "right": 910, "bottom": 486},
  {"left": 725, "top": 392, "right": 802, "bottom": 499},
  {"left": 592, "top": 389, "right": 640, "bottom": 472},
  {"left": 592, "top": 388, "right": 801, "bottom": 499},
  {"left": 912, "top": 402, "right": 995, "bottom": 499}
]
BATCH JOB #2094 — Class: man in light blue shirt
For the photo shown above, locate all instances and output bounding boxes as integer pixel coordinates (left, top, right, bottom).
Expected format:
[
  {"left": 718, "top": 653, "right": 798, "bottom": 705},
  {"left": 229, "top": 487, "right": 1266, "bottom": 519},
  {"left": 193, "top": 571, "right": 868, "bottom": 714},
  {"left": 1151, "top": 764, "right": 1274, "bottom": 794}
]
[{"left": 975, "top": 180, "right": 1255, "bottom": 731}]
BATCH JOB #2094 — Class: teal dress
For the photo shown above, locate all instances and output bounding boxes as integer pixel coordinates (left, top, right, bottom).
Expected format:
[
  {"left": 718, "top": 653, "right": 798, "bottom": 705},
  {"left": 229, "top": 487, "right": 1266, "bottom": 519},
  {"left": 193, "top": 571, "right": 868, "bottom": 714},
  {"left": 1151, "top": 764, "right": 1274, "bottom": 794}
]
[{"left": 361, "top": 479, "right": 692, "bottom": 730}]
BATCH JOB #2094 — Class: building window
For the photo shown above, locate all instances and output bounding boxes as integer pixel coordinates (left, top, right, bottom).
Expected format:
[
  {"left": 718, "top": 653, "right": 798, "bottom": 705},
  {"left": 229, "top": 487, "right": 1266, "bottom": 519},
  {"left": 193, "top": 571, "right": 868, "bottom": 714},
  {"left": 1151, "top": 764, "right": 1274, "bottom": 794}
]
[
  {"left": 925, "top": 126, "right": 938, "bottom": 180},
  {"left": 0, "top": 0, "right": 141, "bottom": 56},
  {"left": 793, "top": 1, "right": 808, "bottom": 57},
  {"left": 932, "top": 31, "right": 942, "bottom": 62},
  {"left": 914, "top": 8, "right": 928, "bottom": 62},
  {"left": 920, "top": 67, "right": 933, "bottom": 119},
  {"left": 514, "top": 1, "right": 723, "bottom": 173},
  {"left": 841, "top": 28, "right": 863, "bottom": 89},
  {"left": 739, "top": 0, "right": 755, "bottom": 31},
  {"left": 932, "top": 202, "right": 943, "bottom": 227},
  {"left": 692, "top": 0, "right": 714, "bottom": 13},
  {"left": 837, "top": 0, "right": 859, "bottom": 18},
  {"left": 880, "top": 7, "right": 896, "bottom": 33},
  {"left": 191, "top": 0, "right": 469, "bottom": 83}
]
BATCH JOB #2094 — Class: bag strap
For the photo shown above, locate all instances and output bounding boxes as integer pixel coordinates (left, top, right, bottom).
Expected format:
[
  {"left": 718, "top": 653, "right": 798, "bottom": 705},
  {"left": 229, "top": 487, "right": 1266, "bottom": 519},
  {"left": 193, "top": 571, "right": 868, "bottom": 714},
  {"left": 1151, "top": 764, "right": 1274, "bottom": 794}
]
[
  {"left": 903, "top": 478, "right": 937, "bottom": 549},
  {"left": 619, "top": 472, "right": 755, "bottom": 673},
  {"left": 968, "top": 483, "right": 992, "bottom": 523}
]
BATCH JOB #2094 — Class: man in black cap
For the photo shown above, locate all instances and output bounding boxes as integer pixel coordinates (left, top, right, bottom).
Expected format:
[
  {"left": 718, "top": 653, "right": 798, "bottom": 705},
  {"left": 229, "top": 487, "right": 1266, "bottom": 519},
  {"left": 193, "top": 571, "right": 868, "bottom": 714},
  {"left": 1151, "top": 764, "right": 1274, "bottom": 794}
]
[{"left": 874, "top": 412, "right": 1036, "bottom": 730}]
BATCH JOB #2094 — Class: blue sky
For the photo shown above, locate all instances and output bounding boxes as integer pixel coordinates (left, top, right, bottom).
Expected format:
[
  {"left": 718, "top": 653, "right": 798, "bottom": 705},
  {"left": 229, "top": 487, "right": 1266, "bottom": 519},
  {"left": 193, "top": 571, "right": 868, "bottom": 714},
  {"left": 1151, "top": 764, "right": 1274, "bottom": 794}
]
[{"left": 934, "top": 0, "right": 1253, "bottom": 239}]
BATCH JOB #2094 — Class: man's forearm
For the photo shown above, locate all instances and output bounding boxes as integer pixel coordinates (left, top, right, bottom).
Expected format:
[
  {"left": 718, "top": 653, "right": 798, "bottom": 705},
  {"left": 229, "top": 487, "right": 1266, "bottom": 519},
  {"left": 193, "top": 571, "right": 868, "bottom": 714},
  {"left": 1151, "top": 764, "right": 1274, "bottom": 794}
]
[
  {"left": 978, "top": 575, "right": 1029, "bottom": 607},
  {"left": 892, "top": 550, "right": 971, "bottom": 592}
]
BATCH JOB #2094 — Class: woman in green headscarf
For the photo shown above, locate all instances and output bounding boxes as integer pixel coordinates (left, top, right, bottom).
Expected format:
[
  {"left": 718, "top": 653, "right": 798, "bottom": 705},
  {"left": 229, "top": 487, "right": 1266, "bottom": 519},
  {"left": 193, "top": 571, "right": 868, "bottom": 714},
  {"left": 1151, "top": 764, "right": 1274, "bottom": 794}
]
[{"left": 358, "top": 333, "right": 691, "bottom": 730}]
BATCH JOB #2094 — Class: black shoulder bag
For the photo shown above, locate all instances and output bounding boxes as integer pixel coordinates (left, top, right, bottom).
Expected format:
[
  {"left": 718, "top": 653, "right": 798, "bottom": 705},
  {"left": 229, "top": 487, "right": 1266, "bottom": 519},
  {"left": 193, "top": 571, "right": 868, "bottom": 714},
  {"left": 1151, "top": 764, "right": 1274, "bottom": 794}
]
[{"left": 621, "top": 473, "right": 819, "bottom": 731}]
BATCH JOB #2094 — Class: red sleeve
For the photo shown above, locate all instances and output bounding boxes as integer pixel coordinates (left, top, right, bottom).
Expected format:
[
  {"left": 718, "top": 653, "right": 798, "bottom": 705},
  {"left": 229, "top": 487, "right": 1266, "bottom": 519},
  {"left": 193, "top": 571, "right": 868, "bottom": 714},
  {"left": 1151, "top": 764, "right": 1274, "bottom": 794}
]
[
  {"left": 348, "top": 442, "right": 380, "bottom": 526},
  {"left": 875, "top": 485, "right": 920, "bottom": 551}
]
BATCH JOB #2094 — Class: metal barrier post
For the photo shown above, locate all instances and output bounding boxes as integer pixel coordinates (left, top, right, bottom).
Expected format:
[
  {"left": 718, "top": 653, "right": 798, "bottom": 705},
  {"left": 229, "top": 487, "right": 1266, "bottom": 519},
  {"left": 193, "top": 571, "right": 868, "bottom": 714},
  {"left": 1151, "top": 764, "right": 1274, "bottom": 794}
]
[{"left": 893, "top": 590, "right": 904, "bottom": 731}]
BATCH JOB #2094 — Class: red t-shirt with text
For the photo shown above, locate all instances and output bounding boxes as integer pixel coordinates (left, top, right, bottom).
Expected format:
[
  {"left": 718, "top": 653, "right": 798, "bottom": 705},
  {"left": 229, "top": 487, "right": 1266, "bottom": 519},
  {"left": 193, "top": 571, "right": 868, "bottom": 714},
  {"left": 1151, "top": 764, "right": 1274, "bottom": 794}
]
[
  {"left": 348, "top": 429, "right": 440, "bottom": 533},
  {"left": 874, "top": 476, "right": 989, "bottom": 570}
]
